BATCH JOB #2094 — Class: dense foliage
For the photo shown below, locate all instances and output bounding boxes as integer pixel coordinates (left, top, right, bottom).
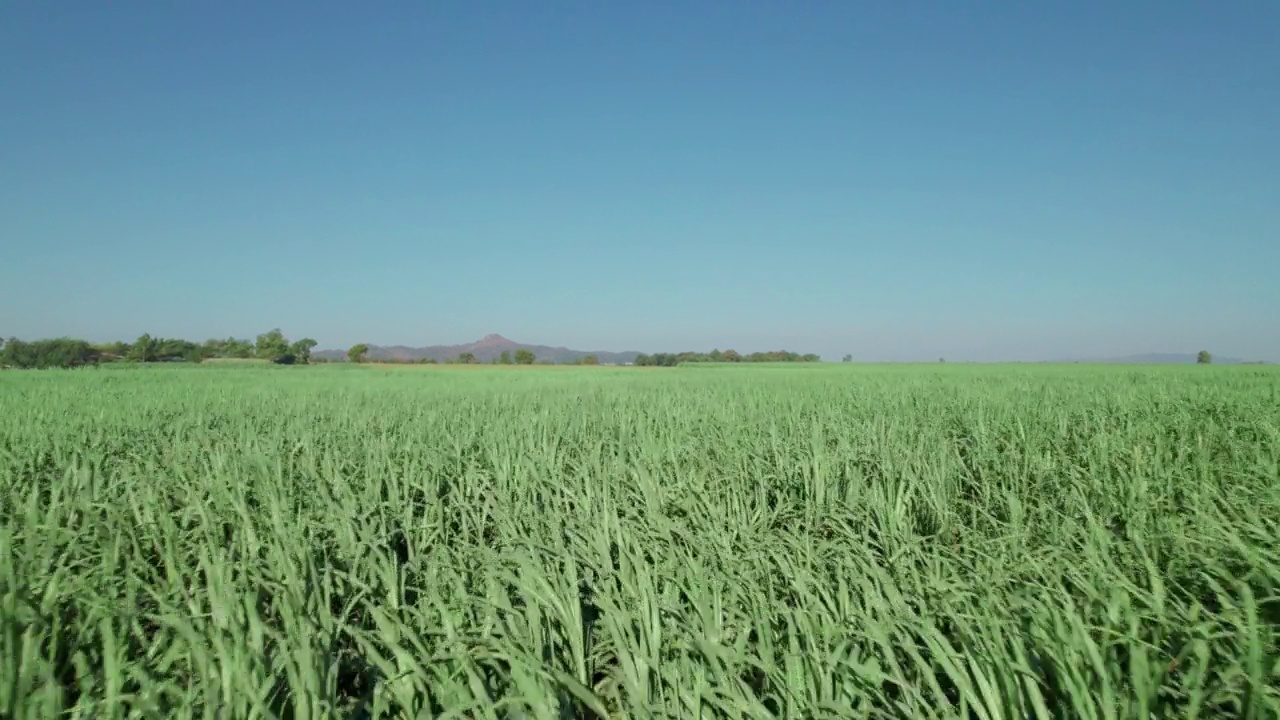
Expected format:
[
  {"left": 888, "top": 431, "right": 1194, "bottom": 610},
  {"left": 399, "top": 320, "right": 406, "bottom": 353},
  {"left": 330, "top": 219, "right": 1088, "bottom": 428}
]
[
  {"left": 0, "top": 337, "right": 101, "bottom": 369},
  {"left": 0, "top": 330, "right": 316, "bottom": 368},
  {"left": 1, "top": 364, "right": 1278, "bottom": 717},
  {"left": 634, "top": 349, "right": 821, "bottom": 366}
]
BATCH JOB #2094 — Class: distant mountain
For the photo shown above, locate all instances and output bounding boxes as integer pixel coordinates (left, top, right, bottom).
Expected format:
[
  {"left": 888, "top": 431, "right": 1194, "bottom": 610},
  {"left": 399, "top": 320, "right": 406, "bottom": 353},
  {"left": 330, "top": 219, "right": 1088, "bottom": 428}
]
[
  {"left": 1062, "top": 353, "right": 1256, "bottom": 365},
  {"left": 313, "top": 334, "right": 642, "bottom": 365}
]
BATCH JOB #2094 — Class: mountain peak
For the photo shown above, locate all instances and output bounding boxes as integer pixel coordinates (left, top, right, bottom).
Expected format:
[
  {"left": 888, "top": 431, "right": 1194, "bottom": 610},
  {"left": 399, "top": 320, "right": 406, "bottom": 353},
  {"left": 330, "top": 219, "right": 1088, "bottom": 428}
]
[
  {"left": 313, "top": 336, "right": 642, "bottom": 364},
  {"left": 473, "top": 334, "right": 518, "bottom": 349}
]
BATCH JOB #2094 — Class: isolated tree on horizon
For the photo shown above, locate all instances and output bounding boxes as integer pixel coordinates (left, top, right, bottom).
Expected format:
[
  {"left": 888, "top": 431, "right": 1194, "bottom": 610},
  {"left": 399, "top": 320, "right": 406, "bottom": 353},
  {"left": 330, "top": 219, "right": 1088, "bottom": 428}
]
[
  {"left": 515, "top": 349, "right": 535, "bottom": 365},
  {"left": 1197, "top": 350, "right": 1212, "bottom": 364},
  {"left": 458, "top": 352, "right": 478, "bottom": 364},
  {"left": 842, "top": 354, "right": 853, "bottom": 363},
  {"left": 348, "top": 344, "right": 369, "bottom": 363},
  {"left": 499, "top": 350, "right": 512, "bottom": 364}
]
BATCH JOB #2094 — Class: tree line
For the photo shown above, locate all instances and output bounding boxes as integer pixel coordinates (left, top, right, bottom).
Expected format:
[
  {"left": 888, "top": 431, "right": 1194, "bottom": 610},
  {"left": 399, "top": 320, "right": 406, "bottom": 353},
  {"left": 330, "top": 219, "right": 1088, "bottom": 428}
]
[
  {"left": 0, "top": 330, "right": 316, "bottom": 369},
  {"left": 350, "top": 348, "right": 818, "bottom": 367},
  {"left": 344, "top": 347, "right": 584, "bottom": 365},
  {"left": 633, "top": 349, "right": 820, "bottom": 366},
  {"left": 1, "top": 333, "right": 822, "bottom": 370}
]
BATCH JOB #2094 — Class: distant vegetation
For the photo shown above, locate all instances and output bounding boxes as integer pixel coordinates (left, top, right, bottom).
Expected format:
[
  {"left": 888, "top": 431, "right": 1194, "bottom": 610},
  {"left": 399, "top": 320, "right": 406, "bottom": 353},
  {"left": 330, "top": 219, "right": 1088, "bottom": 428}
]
[
  {"left": 0, "top": 333, "right": 819, "bottom": 370},
  {"left": 634, "top": 349, "right": 820, "bottom": 366},
  {"left": 0, "top": 330, "right": 315, "bottom": 369},
  {"left": 311, "top": 334, "right": 633, "bottom": 365},
  {"left": 338, "top": 346, "right": 820, "bottom": 367},
  {"left": 4, "top": 333, "right": 1254, "bottom": 370}
]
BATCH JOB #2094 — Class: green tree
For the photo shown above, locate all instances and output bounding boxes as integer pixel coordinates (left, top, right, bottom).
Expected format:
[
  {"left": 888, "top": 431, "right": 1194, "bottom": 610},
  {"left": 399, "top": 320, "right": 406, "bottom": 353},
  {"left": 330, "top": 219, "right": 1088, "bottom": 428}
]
[
  {"left": 842, "top": 354, "right": 853, "bottom": 362},
  {"left": 1197, "top": 350, "right": 1212, "bottom": 365},
  {"left": 499, "top": 350, "right": 512, "bottom": 365},
  {"left": 514, "top": 349, "right": 535, "bottom": 365},
  {"left": 2, "top": 337, "right": 98, "bottom": 369},
  {"left": 458, "top": 352, "right": 478, "bottom": 364},
  {"left": 98, "top": 341, "right": 130, "bottom": 361},
  {"left": 215, "top": 337, "right": 254, "bottom": 358},
  {"left": 155, "top": 338, "right": 198, "bottom": 362},
  {"left": 290, "top": 338, "right": 317, "bottom": 365},
  {"left": 255, "top": 329, "right": 290, "bottom": 361},
  {"left": 582, "top": 354, "right": 599, "bottom": 365},
  {"left": 348, "top": 344, "right": 369, "bottom": 363},
  {"left": 127, "top": 334, "right": 158, "bottom": 362},
  {"left": 1, "top": 338, "right": 23, "bottom": 367}
]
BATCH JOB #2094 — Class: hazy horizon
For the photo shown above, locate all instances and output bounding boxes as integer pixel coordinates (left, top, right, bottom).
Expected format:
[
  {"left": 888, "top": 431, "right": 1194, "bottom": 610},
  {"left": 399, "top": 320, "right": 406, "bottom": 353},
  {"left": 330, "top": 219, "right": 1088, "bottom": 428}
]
[
  {"left": 309, "top": 334, "right": 1259, "bottom": 365},
  {"left": 3, "top": 2, "right": 1276, "bottom": 362},
  {"left": 4, "top": 328, "right": 1268, "bottom": 365}
]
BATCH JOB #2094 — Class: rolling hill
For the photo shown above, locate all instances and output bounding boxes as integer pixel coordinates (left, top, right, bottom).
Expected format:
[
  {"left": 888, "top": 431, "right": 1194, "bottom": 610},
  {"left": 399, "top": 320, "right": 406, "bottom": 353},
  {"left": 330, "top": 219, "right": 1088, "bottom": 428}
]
[{"left": 313, "top": 334, "right": 642, "bottom": 364}]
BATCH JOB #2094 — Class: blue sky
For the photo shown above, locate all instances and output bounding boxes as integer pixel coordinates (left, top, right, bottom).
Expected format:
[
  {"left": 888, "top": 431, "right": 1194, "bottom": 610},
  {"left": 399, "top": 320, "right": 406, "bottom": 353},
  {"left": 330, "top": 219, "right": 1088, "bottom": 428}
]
[{"left": 2, "top": 1, "right": 1276, "bottom": 361}]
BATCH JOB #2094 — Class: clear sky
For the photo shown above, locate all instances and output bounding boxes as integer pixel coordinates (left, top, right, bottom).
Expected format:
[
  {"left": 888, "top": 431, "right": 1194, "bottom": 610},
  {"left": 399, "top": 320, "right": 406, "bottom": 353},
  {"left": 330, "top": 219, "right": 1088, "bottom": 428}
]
[{"left": 2, "top": 2, "right": 1276, "bottom": 361}]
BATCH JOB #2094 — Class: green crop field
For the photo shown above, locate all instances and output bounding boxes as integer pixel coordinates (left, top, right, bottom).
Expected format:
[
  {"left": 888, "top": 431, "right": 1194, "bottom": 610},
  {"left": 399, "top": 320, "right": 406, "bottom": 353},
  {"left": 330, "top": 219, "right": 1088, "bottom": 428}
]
[{"left": 2, "top": 363, "right": 1278, "bottom": 718}]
